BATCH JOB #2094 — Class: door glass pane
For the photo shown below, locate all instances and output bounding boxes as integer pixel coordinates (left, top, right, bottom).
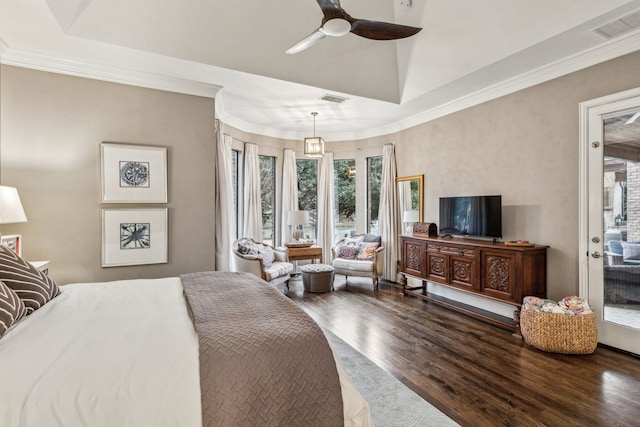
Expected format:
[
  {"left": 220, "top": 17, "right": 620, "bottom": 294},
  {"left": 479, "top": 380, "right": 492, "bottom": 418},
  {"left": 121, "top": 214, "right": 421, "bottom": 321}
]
[
  {"left": 334, "top": 159, "right": 356, "bottom": 241},
  {"left": 603, "top": 112, "right": 640, "bottom": 329}
]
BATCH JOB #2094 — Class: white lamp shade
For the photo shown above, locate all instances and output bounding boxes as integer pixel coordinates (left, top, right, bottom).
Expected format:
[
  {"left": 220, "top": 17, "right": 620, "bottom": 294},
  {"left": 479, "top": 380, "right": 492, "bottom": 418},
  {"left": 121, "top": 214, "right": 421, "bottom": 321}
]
[
  {"left": 0, "top": 186, "right": 27, "bottom": 224},
  {"left": 403, "top": 210, "right": 419, "bottom": 223},
  {"left": 287, "top": 210, "right": 310, "bottom": 226},
  {"left": 304, "top": 136, "right": 324, "bottom": 158}
]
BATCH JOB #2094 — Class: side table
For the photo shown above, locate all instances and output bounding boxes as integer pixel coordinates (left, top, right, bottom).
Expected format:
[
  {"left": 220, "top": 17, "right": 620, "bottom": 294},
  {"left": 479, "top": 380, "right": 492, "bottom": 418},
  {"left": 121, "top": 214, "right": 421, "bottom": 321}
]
[
  {"left": 286, "top": 246, "right": 322, "bottom": 263},
  {"left": 29, "top": 261, "right": 51, "bottom": 275}
]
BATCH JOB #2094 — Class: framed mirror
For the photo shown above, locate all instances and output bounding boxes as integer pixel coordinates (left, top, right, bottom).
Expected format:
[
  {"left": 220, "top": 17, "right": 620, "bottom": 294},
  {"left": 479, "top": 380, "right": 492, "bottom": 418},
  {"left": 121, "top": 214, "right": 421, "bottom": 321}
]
[{"left": 396, "top": 175, "right": 424, "bottom": 234}]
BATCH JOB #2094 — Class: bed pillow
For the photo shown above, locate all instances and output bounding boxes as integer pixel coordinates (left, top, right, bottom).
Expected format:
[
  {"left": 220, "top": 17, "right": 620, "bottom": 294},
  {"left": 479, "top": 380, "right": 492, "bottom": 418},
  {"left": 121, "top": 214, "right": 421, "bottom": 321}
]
[
  {"left": 621, "top": 242, "right": 640, "bottom": 261},
  {"left": 0, "top": 280, "right": 27, "bottom": 338},
  {"left": 0, "top": 244, "right": 60, "bottom": 315},
  {"left": 356, "top": 242, "right": 379, "bottom": 261}
]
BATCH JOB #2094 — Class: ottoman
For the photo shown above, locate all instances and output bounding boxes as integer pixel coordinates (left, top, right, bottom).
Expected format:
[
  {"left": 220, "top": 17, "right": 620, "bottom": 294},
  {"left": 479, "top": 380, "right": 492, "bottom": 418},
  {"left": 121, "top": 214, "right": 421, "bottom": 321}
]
[{"left": 300, "top": 264, "right": 335, "bottom": 292}]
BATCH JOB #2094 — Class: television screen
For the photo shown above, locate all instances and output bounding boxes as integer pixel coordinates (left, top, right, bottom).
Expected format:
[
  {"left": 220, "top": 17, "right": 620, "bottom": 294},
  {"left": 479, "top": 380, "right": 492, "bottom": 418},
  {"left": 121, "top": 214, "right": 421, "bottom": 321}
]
[{"left": 439, "top": 195, "right": 502, "bottom": 238}]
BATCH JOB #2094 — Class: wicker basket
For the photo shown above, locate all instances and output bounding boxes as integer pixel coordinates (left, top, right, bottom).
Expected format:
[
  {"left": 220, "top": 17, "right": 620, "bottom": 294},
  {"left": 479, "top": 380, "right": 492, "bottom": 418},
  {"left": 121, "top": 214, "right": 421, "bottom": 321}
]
[{"left": 520, "top": 308, "right": 597, "bottom": 354}]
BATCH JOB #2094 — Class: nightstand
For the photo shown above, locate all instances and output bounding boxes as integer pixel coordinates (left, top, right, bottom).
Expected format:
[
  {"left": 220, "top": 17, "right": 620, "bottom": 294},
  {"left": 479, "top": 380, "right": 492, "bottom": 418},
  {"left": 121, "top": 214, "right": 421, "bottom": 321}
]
[{"left": 29, "top": 261, "right": 50, "bottom": 275}]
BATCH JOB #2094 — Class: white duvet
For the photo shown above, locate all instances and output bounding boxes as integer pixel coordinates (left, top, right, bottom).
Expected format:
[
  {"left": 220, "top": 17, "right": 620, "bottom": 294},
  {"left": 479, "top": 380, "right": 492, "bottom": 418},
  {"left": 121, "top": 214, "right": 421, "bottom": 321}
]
[{"left": 0, "top": 277, "right": 372, "bottom": 427}]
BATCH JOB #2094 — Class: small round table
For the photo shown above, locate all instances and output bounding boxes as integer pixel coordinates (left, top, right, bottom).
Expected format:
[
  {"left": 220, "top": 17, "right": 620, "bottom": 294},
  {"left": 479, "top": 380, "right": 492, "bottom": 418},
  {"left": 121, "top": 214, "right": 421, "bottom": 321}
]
[{"left": 300, "top": 264, "right": 335, "bottom": 292}]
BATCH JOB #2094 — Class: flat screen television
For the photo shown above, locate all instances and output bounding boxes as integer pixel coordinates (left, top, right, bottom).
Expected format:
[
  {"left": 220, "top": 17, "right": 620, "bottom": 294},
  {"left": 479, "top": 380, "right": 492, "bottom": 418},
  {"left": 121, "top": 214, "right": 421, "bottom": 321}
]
[{"left": 439, "top": 195, "right": 502, "bottom": 239}]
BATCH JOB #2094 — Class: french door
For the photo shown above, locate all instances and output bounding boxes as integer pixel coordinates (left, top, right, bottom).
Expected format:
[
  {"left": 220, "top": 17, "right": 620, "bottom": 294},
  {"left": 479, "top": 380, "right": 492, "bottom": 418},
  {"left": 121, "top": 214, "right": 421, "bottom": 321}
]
[{"left": 580, "top": 88, "right": 640, "bottom": 355}]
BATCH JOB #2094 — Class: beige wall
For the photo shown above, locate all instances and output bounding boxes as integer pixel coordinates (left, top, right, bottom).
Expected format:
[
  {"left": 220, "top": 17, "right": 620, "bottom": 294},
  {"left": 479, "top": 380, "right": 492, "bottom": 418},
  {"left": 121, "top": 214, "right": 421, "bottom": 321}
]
[
  {"left": 389, "top": 50, "right": 640, "bottom": 300},
  {"left": 0, "top": 66, "right": 216, "bottom": 284},
  {"left": 3, "top": 50, "right": 640, "bottom": 302},
  {"left": 223, "top": 51, "right": 640, "bottom": 303}
]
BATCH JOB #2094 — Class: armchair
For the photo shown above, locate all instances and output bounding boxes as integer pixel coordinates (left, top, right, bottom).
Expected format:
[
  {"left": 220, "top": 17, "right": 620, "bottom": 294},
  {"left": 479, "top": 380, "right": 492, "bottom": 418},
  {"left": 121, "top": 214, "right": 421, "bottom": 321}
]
[
  {"left": 331, "top": 234, "right": 385, "bottom": 290},
  {"left": 230, "top": 238, "right": 294, "bottom": 290}
]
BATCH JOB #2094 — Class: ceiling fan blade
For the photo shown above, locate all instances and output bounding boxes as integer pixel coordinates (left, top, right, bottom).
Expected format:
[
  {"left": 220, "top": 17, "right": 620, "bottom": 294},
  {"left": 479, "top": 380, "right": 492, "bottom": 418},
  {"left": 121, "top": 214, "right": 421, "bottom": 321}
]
[
  {"left": 285, "top": 28, "right": 327, "bottom": 54},
  {"left": 316, "top": 0, "right": 343, "bottom": 15},
  {"left": 350, "top": 19, "right": 422, "bottom": 40}
]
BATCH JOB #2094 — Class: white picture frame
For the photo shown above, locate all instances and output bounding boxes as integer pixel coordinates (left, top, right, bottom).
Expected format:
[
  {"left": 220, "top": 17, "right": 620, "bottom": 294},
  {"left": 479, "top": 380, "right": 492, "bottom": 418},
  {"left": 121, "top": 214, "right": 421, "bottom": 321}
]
[
  {"left": 102, "top": 208, "right": 168, "bottom": 267},
  {"left": 1, "top": 234, "right": 22, "bottom": 256},
  {"left": 101, "top": 142, "right": 167, "bottom": 203}
]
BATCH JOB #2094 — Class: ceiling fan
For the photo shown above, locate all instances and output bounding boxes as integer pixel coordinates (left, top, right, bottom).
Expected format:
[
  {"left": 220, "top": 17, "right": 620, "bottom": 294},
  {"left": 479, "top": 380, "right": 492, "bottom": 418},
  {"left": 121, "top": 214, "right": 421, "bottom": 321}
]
[{"left": 285, "top": 0, "right": 422, "bottom": 54}]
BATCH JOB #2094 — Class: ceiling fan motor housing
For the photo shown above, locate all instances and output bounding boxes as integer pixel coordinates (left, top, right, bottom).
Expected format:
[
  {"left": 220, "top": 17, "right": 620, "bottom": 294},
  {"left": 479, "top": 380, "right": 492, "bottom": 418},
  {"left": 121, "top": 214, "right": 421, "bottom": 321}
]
[{"left": 323, "top": 17, "right": 352, "bottom": 36}]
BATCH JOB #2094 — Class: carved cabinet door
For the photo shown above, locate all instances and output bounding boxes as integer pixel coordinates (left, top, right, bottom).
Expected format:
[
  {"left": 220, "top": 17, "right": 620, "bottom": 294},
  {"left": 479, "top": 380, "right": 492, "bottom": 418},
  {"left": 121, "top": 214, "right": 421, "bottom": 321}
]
[
  {"left": 449, "top": 253, "right": 477, "bottom": 291},
  {"left": 426, "top": 252, "right": 448, "bottom": 283},
  {"left": 480, "top": 251, "right": 515, "bottom": 301},
  {"left": 402, "top": 238, "right": 427, "bottom": 278}
]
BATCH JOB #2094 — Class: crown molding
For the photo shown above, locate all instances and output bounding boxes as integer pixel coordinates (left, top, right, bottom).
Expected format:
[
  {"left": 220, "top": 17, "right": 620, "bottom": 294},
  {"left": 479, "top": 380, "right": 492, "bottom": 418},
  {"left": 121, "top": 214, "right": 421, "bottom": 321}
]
[
  {"left": 0, "top": 38, "right": 8, "bottom": 60},
  {"left": 2, "top": 30, "right": 639, "bottom": 141},
  {"left": 0, "top": 48, "right": 221, "bottom": 99}
]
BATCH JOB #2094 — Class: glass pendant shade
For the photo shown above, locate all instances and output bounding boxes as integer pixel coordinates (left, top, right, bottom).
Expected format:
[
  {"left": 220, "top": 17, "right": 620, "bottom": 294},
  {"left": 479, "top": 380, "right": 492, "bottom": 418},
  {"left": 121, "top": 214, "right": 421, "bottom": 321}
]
[{"left": 304, "top": 136, "right": 325, "bottom": 158}]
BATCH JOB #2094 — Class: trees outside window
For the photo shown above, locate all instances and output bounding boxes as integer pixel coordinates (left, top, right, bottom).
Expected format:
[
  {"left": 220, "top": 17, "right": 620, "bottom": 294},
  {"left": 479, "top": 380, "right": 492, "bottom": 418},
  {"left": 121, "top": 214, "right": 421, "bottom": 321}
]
[
  {"left": 259, "top": 155, "right": 276, "bottom": 245},
  {"left": 367, "top": 156, "right": 382, "bottom": 234},
  {"left": 334, "top": 159, "right": 356, "bottom": 241},
  {"left": 296, "top": 158, "right": 317, "bottom": 240},
  {"left": 232, "top": 149, "right": 239, "bottom": 239}
]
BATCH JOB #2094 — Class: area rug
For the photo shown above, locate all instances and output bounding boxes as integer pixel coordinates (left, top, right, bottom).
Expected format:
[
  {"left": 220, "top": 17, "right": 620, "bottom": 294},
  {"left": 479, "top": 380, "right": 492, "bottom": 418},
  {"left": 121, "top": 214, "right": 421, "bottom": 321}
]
[{"left": 324, "top": 330, "right": 459, "bottom": 427}]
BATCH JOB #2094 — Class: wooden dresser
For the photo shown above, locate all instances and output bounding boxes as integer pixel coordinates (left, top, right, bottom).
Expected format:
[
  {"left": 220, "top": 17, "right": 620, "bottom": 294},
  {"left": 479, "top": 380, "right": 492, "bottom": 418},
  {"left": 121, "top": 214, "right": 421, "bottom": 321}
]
[{"left": 400, "top": 235, "right": 547, "bottom": 332}]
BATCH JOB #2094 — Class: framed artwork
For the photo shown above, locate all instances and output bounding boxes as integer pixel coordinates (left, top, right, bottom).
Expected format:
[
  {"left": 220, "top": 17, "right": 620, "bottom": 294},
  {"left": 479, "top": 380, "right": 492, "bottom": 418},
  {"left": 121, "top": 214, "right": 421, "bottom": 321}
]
[
  {"left": 101, "top": 142, "right": 167, "bottom": 203},
  {"left": 102, "top": 208, "right": 168, "bottom": 267},
  {"left": 1, "top": 234, "right": 22, "bottom": 256}
]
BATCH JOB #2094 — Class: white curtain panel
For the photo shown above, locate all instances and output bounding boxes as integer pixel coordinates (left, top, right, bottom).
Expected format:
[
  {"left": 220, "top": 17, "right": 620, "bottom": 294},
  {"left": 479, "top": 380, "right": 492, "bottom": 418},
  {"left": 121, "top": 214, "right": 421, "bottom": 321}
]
[
  {"left": 280, "top": 149, "right": 298, "bottom": 246},
  {"left": 214, "top": 131, "right": 236, "bottom": 271},
  {"left": 379, "top": 144, "right": 399, "bottom": 281},
  {"left": 242, "top": 143, "right": 263, "bottom": 241},
  {"left": 316, "top": 152, "right": 335, "bottom": 264}
]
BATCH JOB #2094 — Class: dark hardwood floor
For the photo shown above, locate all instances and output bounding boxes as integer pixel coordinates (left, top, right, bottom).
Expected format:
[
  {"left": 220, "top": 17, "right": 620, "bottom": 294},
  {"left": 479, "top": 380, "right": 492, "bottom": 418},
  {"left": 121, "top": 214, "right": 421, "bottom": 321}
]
[{"left": 286, "top": 276, "right": 640, "bottom": 427}]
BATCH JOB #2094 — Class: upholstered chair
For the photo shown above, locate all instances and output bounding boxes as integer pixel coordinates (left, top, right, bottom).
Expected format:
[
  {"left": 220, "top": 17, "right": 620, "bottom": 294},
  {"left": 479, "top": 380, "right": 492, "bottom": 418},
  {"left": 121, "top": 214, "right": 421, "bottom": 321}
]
[
  {"left": 331, "top": 234, "right": 385, "bottom": 290},
  {"left": 230, "top": 238, "right": 294, "bottom": 290}
]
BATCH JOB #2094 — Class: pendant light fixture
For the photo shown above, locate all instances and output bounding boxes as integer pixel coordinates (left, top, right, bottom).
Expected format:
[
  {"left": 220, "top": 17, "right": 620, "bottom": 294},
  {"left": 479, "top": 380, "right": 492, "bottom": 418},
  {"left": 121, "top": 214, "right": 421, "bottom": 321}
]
[{"left": 304, "top": 112, "right": 324, "bottom": 158}]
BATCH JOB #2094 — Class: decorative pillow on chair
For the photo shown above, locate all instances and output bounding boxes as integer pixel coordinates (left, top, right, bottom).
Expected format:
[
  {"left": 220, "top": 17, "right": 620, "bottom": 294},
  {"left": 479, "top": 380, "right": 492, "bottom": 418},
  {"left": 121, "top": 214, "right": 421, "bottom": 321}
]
[
  {"left": 621, "top": 242, "right": 640, "bottom": 261},
  {"left": 237, "top": 238, "right": 260, "bottom": 256},
  {"left": 0, "top": 245, "right": 60, "bottom": 315},
  {"left": 362, "top": 235, "right": 382, "bottom": 244},
  {"left": 0, "top": 280, "right": 27, "bottom": 338},
  {"left": 356, "top": 242, "right": 379, "bottom": 261},
  {"left": 259, "top": 252, "right": 273, "bottom": 269},
  {"left": 343, "top": 237, "right": 361, "bottom": 247},
  {"left": 338, "top": 245, "right": 357, "bottom": 260},
  {"left": 262, "top": 246, "right": 275, "bottom": 264}
]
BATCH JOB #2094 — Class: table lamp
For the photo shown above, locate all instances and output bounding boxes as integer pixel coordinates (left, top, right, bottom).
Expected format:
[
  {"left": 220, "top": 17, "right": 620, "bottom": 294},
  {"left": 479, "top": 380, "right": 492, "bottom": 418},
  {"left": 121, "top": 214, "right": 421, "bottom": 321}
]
[
  {"left": 403, "top": 210, "right": 419, "bottom": 235},
  {"left": 287, "top": 210, "right": 309, "bottom": 242}
]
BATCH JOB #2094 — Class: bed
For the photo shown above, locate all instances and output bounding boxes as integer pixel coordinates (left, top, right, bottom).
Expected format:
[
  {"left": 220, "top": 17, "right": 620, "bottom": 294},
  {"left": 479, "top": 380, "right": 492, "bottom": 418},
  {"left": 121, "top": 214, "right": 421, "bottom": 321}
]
[{"left": 0, "top": 261, "right": 373, "bottom": 426}]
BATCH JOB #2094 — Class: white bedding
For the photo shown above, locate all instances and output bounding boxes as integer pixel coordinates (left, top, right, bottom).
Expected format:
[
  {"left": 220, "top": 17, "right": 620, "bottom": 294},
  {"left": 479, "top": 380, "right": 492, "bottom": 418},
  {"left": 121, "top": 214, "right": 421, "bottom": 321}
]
[{"left": 0, "top": 277, "right": 372, "bottom": 427}]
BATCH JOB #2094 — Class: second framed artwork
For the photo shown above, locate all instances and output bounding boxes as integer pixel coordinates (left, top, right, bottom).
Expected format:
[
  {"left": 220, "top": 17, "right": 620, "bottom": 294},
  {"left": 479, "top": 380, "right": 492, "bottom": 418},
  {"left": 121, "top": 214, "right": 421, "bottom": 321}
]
[
  {"left": 101, "top": 142, "right": 167, "bottom": 203},
  {"left": 102, "top": 208, "right": 168, "bottom": 267},
  {"left": 0, "top": 234, "right": 22, "bottom": 256}
]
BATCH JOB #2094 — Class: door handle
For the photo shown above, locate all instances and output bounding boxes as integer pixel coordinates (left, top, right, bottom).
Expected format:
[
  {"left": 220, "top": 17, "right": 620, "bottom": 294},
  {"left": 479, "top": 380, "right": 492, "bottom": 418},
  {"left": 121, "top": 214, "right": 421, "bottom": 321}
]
[{"left": 591, "top": 252, "right": 601, "bottom": 259}]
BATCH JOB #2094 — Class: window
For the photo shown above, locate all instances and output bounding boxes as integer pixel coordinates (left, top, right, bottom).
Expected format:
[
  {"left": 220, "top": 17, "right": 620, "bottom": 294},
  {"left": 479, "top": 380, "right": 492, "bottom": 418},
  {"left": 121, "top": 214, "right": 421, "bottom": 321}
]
[
  {"left": 232, "top": 149, "right": 240, "bottom": 239},
  {"left": 259, "top": 155, "right": 276, "bottom": 245},
  {"left": 334, "top": 159, "right": 356, "bottom": 241},
  {"left": 367, "top": 156, "right": 383, "bottom": 234},
  {"left": 296, "top": 158, "right": 318, "bottom": 240}
]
